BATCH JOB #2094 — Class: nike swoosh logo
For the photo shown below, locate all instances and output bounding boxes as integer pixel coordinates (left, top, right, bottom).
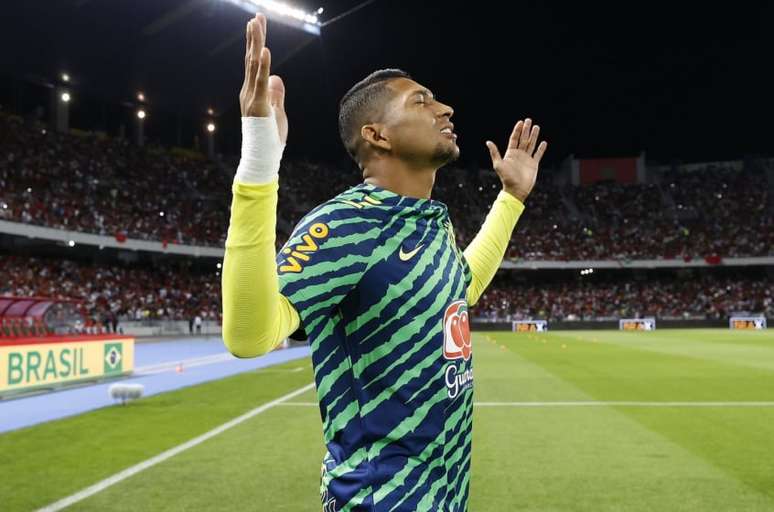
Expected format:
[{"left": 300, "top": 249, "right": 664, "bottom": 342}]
[{"left": 399, "top": 244, "right": 424, "bottom": 261}]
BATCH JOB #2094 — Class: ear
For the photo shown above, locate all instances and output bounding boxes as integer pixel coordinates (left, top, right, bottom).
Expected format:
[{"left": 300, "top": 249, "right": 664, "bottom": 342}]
[{"left": 361, "top": 123, "right": 391, "bottom": 152}]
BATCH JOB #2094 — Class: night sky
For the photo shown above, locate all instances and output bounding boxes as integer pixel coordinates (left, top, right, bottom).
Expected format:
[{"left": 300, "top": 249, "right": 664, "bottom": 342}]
[{"left": 2, "top": 1, "right": 772, "bottom": 167}]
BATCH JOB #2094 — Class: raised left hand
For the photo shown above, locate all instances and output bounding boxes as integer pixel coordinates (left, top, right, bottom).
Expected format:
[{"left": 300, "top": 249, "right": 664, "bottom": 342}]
[
  {"left": 239, "top": 13, "right": 288, "bottom": 145},
  {"left": 486, "top": 118, "right": 547, "bottom": 202}
]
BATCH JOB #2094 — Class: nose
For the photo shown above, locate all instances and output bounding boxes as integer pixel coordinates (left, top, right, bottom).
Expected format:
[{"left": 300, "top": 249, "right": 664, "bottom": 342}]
[{"left": 436, "top": 100, "right": 453, "bottom": 120}]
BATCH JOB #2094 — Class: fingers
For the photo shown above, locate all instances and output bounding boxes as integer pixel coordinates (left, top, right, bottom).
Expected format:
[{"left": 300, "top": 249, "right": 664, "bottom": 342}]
[
  {"left": 257, "top": 12, "right": 267, "bottom": 49},
  {"left": 526, "top": 124, "right": 540, "bottom": 154},
  {"left": 241, "top": 20, "right": 253, "bottom": 93},
  {"left": 256, "top": 47, "right": 271, "bottom": 97},
  {"left": 244, "top": 19, "right": 252, "bottom": 66},
  {"left": 508, "top": 120, "right": 523, "bottom": 150},
  {"left": 244, "top": 20, "right": 258, "bottom": 94},
  {"left": 508, "top": 117, "right": 545, "bottom": 158},
  {"left": 519, "top": 118, "right": 532, "bottom": 148},
  {"left": 485, "top": 141, "right": 502, "bottom": 167},
  {"left": 270, "top": 75, "right": 289, "bottom": 145},
  {"left": 251, "top": 13, "right": 266, "bottom": 55},
  {"left": 238, "top": 13, "right": 275, "bottom": 118},
  {"left": 534, "top": 141, "right": 548, "bottom": 163},
  {"left": 245, "top": 14, "right": 267, "bottom": 94},
  {"left": 268, "top": 75, "right": 285, "bottom": 111}
]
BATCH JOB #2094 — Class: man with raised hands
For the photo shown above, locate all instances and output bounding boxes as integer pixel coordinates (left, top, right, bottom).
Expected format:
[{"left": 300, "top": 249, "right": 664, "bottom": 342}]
[{"left": 222, "top": 13, "right": 547, "bottom": 512}]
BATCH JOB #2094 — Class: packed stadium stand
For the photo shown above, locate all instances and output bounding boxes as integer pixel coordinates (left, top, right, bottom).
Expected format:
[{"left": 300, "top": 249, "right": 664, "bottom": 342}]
[
  {"left": 0, "top": 113, "right": 228, "bottom": 246},
  {"left": 2, "top": 112, "right": 772, "bottom": 260},
  {"left": 476, "top": 270, "right": 774, "bottom": 322},
  {"left": 0, "top": 256, "right": 220, "bottom": 325},
  {"left": 2, "top": 255, "right": 770, "bottom": 325},
  {"left": 1, "top": 110, "right": 772, "bottom": 326}
]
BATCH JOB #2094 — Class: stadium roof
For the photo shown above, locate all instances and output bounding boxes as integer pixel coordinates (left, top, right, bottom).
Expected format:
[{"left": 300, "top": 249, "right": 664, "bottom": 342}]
[{"left": 1, "top": 1, "right": 772, "bottom": 163}]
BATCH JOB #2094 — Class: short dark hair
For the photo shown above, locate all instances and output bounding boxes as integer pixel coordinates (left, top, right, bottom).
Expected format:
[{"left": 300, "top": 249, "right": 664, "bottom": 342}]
[{"left": 338, "top": 68, "right": 411, "bottom": 164}]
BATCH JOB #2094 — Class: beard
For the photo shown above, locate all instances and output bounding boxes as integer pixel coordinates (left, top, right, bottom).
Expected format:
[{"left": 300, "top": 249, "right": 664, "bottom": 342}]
[{"left": 431, "top": 141, "right": 460, "bottom": 167}]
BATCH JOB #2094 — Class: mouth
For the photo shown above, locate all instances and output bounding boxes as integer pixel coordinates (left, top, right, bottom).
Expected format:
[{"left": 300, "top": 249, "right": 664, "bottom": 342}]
[{"left": 439, "top": 124, "right": 457, "bottom": 140}]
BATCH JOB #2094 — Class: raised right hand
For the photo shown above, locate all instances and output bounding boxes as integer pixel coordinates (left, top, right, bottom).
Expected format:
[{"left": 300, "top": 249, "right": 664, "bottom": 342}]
[
  {"left": 485, "top": 118, "right": 547, "bottom": 202},
  {"left": 239, "top": 13, "right": 288, "bottom": 145}
]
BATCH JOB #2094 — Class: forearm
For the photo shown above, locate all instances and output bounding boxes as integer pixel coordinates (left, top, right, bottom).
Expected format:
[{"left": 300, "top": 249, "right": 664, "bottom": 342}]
[
  {"left": 463, "top": 190, "right": 525, "bottom": 306},
  {"left": 222, "top": 180, "right": 300, "bottom": 357}
]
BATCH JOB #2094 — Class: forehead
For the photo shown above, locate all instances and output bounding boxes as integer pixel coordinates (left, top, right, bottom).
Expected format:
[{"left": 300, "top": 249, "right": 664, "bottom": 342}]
[{"left": 386, "top": 77, "right": 433, "bottom": 99}]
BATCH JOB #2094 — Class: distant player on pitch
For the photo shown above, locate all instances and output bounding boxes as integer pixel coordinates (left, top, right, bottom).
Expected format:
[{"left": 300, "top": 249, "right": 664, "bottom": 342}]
[{"left": 222, "top": 14, "right": 547, "bottom": 511}]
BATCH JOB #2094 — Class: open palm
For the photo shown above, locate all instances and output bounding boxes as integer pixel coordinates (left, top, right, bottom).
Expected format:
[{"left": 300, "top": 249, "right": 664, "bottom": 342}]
[
  {"left": 239, "top": 13, "right": 288, "bottom": 145},
  {"left": 486, "top": 118, "right": 547, "bottom": 202}
]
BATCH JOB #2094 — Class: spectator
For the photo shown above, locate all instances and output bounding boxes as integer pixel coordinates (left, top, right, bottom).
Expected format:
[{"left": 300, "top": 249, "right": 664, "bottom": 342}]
[
  {"left": 1, "top": 111, "right": 770, "bottom": 260},
  {"left": 0, "top": 255, "right": 221, "bottom": 322},
  {"left": 474, "top": 272, "right": 773, "bottom": 321},
  {"left": 2, "top": 255, "right": 770, "bottom": 323}
]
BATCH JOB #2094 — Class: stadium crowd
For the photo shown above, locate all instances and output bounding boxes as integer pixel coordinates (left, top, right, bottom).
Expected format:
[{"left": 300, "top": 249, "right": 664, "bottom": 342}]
[
  {"left": 0, "top": 256, "right": 220, "bottom": 325},
  {"left": 0, "top": 113, "right": 230, "bottom": 246},
  {"left": 1, "top": 113, "right": 772, "bottom": 260},
  {"left": 1, "top": 256, "right": 771, "bottom": 323},
  {"left": 475, "top": 273, "right": 774, "bottom": 322}
]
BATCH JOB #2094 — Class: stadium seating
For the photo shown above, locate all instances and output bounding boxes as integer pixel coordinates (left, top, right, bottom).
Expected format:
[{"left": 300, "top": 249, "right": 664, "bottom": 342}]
[
  {"left": 1, "top": 112, "right": 771, "bottom": 260},
  {"left": 0, "top": 256, "right": 220, "bottom": 324},
  {"left": 476, "top": 272, "right": 774, "bottom": 322},
  {"left": 2, "top": 255, "right": 771, "bottom": 323},
  {"left": 1, "top": 107, "right": 772, "bottom": 325}
]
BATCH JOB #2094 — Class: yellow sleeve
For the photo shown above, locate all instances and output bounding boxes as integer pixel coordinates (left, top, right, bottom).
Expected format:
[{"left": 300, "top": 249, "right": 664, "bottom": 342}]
[
  {"left": 463, "top": 190, "right": 525, "bottom": 306},
  {"left": 221, "top": 179, "right": 301, "bottom": 358}
]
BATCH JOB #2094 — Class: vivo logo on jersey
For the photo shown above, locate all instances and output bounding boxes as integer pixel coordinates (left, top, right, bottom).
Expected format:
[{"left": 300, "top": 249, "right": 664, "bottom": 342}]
[
  {"left": 443, "top": 300, "right": 471, "bottom": 361},
  {"left": 278, "top": 222, "right": 329, "bottom": 273}
]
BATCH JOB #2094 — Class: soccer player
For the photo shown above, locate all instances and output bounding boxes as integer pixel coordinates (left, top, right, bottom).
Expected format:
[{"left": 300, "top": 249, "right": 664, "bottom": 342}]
[{"left": 222, "top": 14, "right": 547, "bottom": 512}]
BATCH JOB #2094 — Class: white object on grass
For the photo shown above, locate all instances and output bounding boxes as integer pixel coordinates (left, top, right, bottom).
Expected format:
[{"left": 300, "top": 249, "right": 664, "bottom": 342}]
[{"left": 108, "top": 383, "right": 145, "bottom": 404}]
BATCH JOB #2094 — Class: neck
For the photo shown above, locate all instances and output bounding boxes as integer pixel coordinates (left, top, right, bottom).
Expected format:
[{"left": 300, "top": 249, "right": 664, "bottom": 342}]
[{"left": 362, "top": 158, "right": 437, "bottom": 199}]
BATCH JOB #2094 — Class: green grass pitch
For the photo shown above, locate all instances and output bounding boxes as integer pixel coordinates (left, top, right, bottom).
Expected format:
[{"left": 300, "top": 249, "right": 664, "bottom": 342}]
[{"left": 1, "top": 329, "right": 773, "bottom": 511}]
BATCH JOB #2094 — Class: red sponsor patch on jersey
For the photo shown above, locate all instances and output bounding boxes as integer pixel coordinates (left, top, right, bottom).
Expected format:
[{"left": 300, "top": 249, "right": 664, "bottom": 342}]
[{"left": 443, "top": 300, "right": 471, "bottom": 361}]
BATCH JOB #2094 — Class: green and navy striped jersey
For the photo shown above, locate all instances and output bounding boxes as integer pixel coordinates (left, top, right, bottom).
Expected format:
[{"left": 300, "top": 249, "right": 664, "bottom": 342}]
[{"left": 278, "top": 183, "right": 474, "bottom": 512}]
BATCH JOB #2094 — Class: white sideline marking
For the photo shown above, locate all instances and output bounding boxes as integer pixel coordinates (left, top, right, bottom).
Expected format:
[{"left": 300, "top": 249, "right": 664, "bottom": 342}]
[
  {"left": 256, "top": 366, "right": 306, "bottom": 373},
  {"left": 37, "top": 382, "right": 316, "bottom": 512},
  {"left": 278, "top": 401, "right": 774, "bottom": 408}
]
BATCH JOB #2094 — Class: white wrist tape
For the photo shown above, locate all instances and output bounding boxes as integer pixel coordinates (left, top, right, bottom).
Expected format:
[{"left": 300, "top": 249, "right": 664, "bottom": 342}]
[{"left": 234, "top": 110, "right": 285, "bottom": 184}]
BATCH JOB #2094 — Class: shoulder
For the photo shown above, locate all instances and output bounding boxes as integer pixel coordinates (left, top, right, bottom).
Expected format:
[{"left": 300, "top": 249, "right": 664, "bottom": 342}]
[
  {"left": 278, "top": 186, "right": 385, "bottom": 280},
  {"left": 291, "top": 185, "right": 388, "bottom": 237}
]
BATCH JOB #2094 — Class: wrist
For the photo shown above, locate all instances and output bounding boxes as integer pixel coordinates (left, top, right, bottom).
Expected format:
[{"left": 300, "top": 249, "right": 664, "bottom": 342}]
[
  {"left": 235, "top": 112, "right": 285, "bottom": 185},
  {"left": 503, "top": 187, "right": 529, "bottom": 203}
]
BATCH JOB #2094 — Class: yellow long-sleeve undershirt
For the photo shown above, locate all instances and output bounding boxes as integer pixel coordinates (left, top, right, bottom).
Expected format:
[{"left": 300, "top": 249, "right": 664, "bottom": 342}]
[
  {"left": 221, "top": 180, "right": 300, "bottom": 358},
  {"left": 221, "top": 181, "right": 524, "bottom": 358},
  {"left": 463, "top": 190, "right": 525, "bottom": 306}
]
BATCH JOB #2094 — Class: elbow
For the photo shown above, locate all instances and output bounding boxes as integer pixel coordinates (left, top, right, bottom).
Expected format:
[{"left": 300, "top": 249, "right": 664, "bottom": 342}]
[{"left": 223, "top": 325, "right": 275, "bottom": 359}]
